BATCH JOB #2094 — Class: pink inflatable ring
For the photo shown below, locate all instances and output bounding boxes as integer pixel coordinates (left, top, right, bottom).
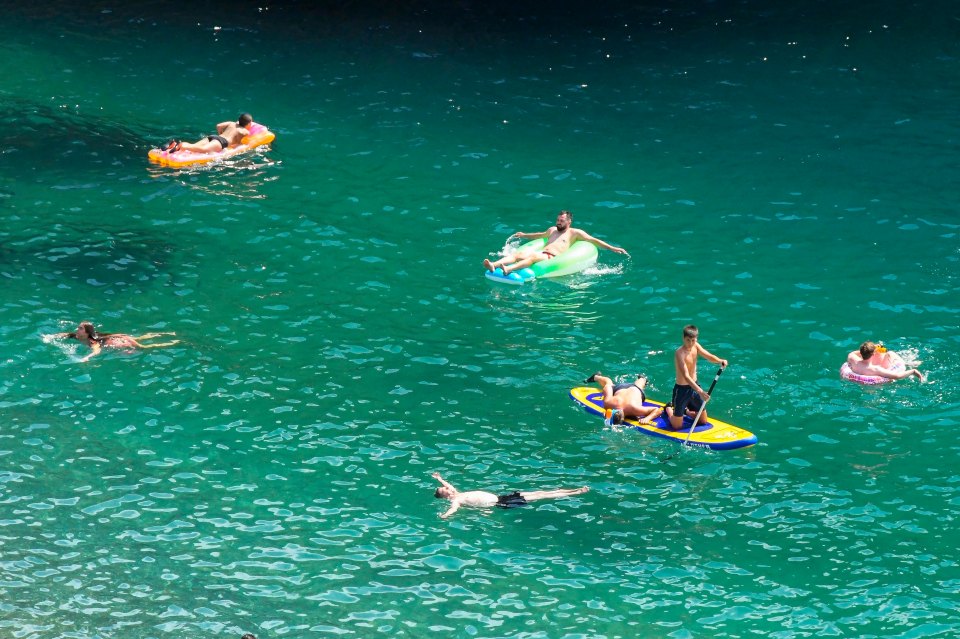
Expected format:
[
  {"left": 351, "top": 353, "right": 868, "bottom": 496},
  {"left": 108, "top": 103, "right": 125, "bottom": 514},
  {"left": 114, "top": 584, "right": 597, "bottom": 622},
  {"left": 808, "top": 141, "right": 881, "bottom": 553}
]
[{"left": 839, "top": 360, "right": 905, "bottom": 385}]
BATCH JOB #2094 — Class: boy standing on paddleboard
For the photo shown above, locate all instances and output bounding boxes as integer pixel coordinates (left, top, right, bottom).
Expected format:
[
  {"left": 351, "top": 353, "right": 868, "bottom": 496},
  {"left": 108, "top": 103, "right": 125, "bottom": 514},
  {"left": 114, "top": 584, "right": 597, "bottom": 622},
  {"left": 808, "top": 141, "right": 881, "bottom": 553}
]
[{"left": 665, "top": 325, "right": 728, "bottom": 430}]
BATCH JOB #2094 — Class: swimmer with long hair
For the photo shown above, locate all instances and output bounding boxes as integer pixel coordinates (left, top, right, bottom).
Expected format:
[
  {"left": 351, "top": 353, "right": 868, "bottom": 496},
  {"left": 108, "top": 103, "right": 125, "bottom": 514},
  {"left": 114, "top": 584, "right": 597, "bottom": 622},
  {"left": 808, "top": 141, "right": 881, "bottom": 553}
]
[{"left": 47, "top": 321, "right": 179, "bottom": 362}]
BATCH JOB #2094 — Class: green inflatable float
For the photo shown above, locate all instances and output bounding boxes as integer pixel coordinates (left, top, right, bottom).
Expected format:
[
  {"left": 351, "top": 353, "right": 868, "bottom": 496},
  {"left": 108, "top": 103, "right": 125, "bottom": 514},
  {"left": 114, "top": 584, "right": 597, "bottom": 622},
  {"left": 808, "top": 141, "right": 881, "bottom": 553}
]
[{"left": 484, "top": 238, "right": 599, "bottom": 285}]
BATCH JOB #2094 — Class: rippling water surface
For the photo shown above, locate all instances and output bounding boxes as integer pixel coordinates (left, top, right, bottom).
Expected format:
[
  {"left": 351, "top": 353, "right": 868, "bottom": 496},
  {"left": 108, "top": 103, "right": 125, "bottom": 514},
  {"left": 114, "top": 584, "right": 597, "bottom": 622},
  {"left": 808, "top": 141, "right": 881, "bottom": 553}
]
[{"left": 1, "top": 1, "right": 959, "bottom": 637}]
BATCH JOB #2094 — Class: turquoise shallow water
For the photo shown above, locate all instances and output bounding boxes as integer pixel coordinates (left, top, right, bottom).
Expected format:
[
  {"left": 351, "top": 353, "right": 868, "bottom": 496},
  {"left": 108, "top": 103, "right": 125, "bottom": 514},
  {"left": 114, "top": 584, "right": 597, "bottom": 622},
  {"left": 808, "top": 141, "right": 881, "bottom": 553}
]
[{"left": 1, "top": 2, "right": 959, "bottom": 638}]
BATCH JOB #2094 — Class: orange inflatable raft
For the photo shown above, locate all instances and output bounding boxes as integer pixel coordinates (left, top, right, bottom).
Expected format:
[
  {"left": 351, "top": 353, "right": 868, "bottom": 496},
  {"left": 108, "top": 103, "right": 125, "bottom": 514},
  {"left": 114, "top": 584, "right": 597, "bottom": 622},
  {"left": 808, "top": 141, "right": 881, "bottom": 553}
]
[{"left": 148, "top": 122, "right": 275, "bottom": 168}]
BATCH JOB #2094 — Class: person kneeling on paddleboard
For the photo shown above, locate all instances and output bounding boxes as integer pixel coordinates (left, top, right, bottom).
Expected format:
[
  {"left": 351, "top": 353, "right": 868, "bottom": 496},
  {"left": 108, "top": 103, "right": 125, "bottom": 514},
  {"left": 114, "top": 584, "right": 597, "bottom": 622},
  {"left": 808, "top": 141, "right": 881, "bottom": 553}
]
[
  {"left": 665, "top": 324, "right": 728, "bottom": 431},
  {"left": 584, "top": 372, "right": 663, "bottom": 426}
]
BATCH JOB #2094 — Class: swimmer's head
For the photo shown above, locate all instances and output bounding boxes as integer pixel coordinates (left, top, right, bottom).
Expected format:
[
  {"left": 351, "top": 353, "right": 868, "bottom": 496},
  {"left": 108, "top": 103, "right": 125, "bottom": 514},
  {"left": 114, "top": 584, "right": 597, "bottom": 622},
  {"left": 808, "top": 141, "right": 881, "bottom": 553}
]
[
  {"left": 238, "top": 113, "right": 253, "bottom": 127},
  {"left": 556, "top": 210, "right": 572, "bottom": 231},
  {"left": 859, "top": 341, "right": 878, "bottom": 359},
  {"left": 241, "top": 634, "right": 256, "bottom": 639},
  {"left": 75, "top": 321, "right": 98, "bottom": 340},
  {"left": 683, "top": 325, "right": 699, "bottom": 341},
  {"left": 434, "top": 486, "right": 454, "bottom": 500}
]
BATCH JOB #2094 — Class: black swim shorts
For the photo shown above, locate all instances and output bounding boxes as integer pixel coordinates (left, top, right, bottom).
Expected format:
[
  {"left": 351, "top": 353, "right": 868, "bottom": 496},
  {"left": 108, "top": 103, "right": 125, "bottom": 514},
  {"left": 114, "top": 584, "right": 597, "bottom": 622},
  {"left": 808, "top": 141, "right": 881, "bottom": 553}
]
[
  {"left": 671, "top": 384, "right": 703, "bottom": 415},
  {"left": 496, "top": 491, "right": 528, "bottom": 508},
  {"left": 206, "top": 134, "right": 229, "bottom": 150},
  {"left": 612, "top": 382, "right": 645, "bottom": 403}
]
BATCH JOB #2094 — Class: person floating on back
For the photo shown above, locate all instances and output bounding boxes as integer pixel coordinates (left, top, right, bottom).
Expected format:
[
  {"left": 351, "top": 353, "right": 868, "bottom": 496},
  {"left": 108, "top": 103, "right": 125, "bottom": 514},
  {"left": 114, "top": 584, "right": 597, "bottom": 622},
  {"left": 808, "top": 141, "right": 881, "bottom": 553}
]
[
  {"left": 846, "top": 341, "right": 924, "bottom": 382},
  {"left": 584, "top": 372, "right": 664, "bottom": 426},
  {"left": 46, "top": 321, "right": 179, "bottom": 362},
  {"left": 665, "top": 325, "right": 728, "bottom": 430},
  {"left": 159, "top": 113, "right": 253, "bottom": 154},
  {"left": 432, "top": 472, "right": 588, "bottom": 519},
  {"left": 483, "top": 210, "right": 628, "bottom": 277}
]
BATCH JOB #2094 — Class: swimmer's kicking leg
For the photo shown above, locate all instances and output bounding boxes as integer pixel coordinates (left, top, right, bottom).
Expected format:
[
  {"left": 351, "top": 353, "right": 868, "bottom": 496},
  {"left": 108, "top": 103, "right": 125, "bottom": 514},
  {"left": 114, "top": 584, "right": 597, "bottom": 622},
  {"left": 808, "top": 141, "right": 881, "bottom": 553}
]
[
  {"left": 133, "top": 332, "right": 177, "bottom": 341},
  {"left": 520, "top": 487, "right": 589, "bottom": 501},
  {"left": 139, "top": 340, "right": 180, "bottom": 349}
]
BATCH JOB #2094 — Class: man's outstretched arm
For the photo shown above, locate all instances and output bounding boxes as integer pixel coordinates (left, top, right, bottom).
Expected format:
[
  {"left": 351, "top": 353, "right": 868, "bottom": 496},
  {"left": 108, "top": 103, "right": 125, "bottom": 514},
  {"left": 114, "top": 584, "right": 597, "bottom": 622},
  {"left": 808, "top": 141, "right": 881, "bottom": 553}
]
[
  {"left": 510, "top": 227, "right": 552, "bottom": 241},
  {"left": 439, "top": 501, "right": 461, "bottom": 519},
  {"left": 573, "top": 229, "right": 629, "bottom": 255},
  {"left": 432, "top": 472, "right": 456, "bottom": 491}
]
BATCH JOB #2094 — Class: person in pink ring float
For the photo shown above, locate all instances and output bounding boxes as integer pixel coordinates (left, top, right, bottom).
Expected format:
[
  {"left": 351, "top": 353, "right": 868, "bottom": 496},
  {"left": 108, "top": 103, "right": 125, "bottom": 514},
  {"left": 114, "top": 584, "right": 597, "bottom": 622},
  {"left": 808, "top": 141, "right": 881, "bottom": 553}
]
[{"left": 846, "top": 341, "right": 924, "bottom": 382}]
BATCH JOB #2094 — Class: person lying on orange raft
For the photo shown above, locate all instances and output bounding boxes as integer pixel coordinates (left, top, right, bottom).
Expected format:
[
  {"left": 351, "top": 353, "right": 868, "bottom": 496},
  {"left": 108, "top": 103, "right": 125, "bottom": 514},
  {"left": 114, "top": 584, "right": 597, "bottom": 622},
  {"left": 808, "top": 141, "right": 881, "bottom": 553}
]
[
  {"left": 46, "top": 321, "right": 179, "bottom": 362},
  {"left": 158, "top": 113, "right": 253, "bottom": 154}
]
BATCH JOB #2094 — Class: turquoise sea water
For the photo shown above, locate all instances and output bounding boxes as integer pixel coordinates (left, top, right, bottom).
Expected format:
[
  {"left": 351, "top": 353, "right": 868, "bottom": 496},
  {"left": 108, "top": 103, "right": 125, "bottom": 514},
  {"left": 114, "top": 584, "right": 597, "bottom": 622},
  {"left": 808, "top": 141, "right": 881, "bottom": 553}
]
[{"left": 1, "top": 2, "right": 959, "bottom": 637}]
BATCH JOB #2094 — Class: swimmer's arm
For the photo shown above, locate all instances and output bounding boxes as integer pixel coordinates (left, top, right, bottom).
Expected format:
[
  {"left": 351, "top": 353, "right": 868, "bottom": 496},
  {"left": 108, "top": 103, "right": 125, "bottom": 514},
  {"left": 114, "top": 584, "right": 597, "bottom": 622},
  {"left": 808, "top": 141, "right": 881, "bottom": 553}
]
[
  {"left": 572, "top": 228, "right": 629, "bottom": 256},
  {"left": 874, "top": 366, "right": 924, "bottom": 381},
  {"left": 439, "top": 500, "right": 461, "bottom": 519},
  {"left": 432, "top": 472, "right": 456, "bottom": 492},
  {"left": 79, "top": 342, "right": 102, "bottom": 362},
  {"left": 696, "top": 343, "right": 728, "bottom": 369},
  {"left": 215, "top": 121, "right": 232, "bottom": 134},
  {"left": 637, "top": 405, "right": 664, "bottom": 425},
  {"left": 510, "top": 228, "right": 550, "bottom": 241}
]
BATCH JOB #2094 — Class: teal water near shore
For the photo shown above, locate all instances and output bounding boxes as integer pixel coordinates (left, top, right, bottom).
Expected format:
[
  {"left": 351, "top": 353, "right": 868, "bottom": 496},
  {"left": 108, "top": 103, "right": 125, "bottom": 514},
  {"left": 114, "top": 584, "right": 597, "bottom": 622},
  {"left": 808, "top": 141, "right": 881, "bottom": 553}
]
[{"left": 1, "top": 2, "right": 959, "bottom": 637}]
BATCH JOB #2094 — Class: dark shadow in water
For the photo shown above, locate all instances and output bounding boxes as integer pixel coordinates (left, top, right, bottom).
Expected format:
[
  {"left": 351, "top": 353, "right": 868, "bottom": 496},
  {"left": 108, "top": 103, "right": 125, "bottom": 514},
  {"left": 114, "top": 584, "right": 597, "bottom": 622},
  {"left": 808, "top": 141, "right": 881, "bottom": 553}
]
[
  {"left": 0, "top": 97, "right": 177, "bottom": 288},
  {"left": 0, "top": 0, "right": 768, "bottom": 48},
  {"left": 0, "top": 225, "right": 177, "bottom": 291},
  {"left": 0, "top": 96, "right": 157, "bottom": 178}
]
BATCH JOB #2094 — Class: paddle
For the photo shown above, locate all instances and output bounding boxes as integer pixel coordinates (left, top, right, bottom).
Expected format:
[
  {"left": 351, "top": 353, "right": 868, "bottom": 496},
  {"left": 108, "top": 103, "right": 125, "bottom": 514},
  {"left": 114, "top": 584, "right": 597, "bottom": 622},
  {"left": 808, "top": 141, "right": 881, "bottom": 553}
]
[
  {"left": 661, "top": 365, "right": 725, "bottom": 461},
  {"left": 682, "top": 365, "right": 725, "bottom": 444}
]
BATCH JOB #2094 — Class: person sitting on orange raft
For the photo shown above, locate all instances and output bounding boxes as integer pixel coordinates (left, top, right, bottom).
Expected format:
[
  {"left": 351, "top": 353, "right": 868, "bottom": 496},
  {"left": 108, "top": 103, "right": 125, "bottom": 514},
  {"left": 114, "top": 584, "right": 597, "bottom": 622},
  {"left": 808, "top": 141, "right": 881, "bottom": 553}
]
[
  {"left": 159, "top": 113, "right": 253, "bottom": 154},
  {"left": 845, "top": 341, "right": 924, "bottom": 382},
  {"left": 47, "top": 322, "right": 179, "bottom": 362}
]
